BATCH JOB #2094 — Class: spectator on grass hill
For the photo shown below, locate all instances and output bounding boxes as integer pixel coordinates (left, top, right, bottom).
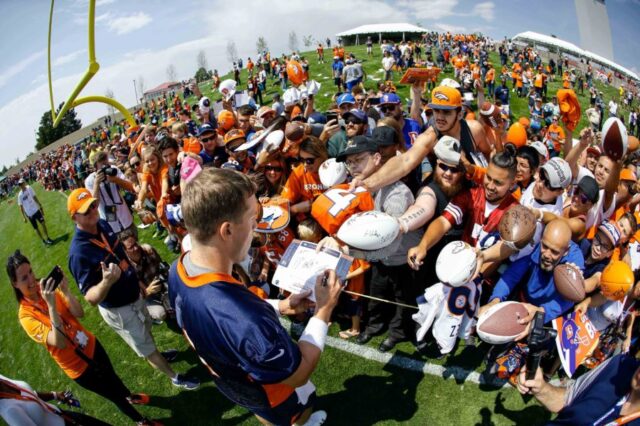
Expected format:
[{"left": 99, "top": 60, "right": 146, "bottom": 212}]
[
  {"left": 17, "top": 179, "right": 53, "bottom": 246},
  {"left": 7, "top": 250, "right": 158, "bottom": 426}
]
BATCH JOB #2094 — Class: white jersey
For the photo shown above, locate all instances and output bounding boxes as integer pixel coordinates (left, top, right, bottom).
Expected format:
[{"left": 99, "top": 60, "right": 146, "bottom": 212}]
[
  {"left": 17, "top": 186, "right": 40, "bottom": 217},
  {"left": 412, "top": 281, "right": 481, "bottom": 354}
]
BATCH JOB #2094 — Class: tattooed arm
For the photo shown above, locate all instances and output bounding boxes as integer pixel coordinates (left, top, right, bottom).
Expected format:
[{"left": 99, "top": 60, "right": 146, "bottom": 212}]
[{"left": 397, "top": 186, "right": 437, "bottom": 233}]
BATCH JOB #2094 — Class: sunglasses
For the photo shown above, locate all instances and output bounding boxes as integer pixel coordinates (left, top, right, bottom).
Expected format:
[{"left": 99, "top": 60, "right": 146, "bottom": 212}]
[
  {"left": 200, "top": 136, "right": 215, "bottom": 143},
  {"left": 345, "top": 117, "right": 364, "bottom": 126},
  {"left": 296, "top": 157, "right": 316, "bottom": 165},
  {"left": 264, "top": 165, "right": 283, "bottom": 173},
  {"left": 130, "top": 161, "right": 141, "bottom": 168},
  {"left": 79, "top": 202, "right": 97, "bottom": 215},
  {"left": 594, "top": 232, "right": 614, "bottom": 251},
  {"left": 380, "top": 105, "right": 397, "bottom": 113},
  {"left": 437, "top": 161, "right": 463, "bottom": 174},
  {"left": 574, "top": 189, "right": 590, "bottom": 204}
]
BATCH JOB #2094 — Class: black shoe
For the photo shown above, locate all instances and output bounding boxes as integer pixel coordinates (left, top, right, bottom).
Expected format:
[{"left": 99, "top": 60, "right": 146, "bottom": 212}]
[
  {"left": 355, "top": 332, "right": 373, "bottom": 345},
  {"left": 46, "top": 239, "right": 54, "bottom": 245},
  {"left": 161, "top": 349, "right": 178, "bottom": 363},
  {"left": 378, "top": 337, "right": 399, "bottom": 353}
]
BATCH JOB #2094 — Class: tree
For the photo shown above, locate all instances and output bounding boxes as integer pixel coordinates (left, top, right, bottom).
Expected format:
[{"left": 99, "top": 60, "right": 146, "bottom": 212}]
[
  {"left": 104, "top": 88, "right": 116, "bottom": 116},
  {"left": 288, "top": 31, "right": 299, "bottom": 52},
  {"left": 135, "top": 76, "right": 145, "bottom": 102},
  {"left": 166, "top": 64, "right": 177, "bottom": 82},
  {"left": 194, "top": 67, "right": 212, "bottom": 83},
  {"left": 226, "top": 41, "right": 238, "bottom": 64},
  {"left": 197, "top": 50, "right": 208, "bottom": 71},
  {"left": 256, "top": 36, "right": 268, "bottom": 54},
  {"left": 35, "top": 102, "right": 82, "bottom": 151},
  {"left": 302, "top": 35, "right": 314, "bottom": 48}
]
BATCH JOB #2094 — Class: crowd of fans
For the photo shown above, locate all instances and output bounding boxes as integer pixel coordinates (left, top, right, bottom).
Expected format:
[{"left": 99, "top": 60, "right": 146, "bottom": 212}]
[{"left": 4, "top": 31, "right": 640, "bottom": 425}]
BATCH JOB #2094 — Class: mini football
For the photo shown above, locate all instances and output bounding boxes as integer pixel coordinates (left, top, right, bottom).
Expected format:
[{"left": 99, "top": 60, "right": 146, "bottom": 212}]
[
  {"left": 285, "top": 122, "right": 305, "bottom": 142},
  {"left": 498, "top": 205, "right": 537, "bottom": 249},
  {"left": 479, "top": 102, "right": 503, "bottom": 129},
  {"left": 319, "top": 158, "right": 348, "bottom": 187},
  {"left": 435, "top": 241, "right": 477, "bottom": 287},
  {"left": 477, "top": 301, "right": 529, "bottom": 345},
  {"left": 628, "top": 135, "right": 640, "bottom": 152},
  {"left": 553, "top": 263, "right": 586, "bottom": 302},
  {"left": 600, "top": 260, "right": 634, "bottom": 301},
  {"left": 601, "top": 117, "right": 628, "bottom": 161},
  {"left": 336, "top": 211, "right": 400, "bottom": 251}
]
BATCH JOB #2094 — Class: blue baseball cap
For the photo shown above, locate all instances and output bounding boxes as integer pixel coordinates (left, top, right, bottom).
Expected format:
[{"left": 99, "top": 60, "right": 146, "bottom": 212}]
[
  {"left": 336, "top": 93, "right": 356, "bottom": 107},
  {"left": 197, "top": 123, "right": 216, "bottom": 137},
  {"left": 342, "top": 109, "right": 367, "bottom": 124},
  {"left": 379, "top": 93, "right": 401, "bottom": 105}
]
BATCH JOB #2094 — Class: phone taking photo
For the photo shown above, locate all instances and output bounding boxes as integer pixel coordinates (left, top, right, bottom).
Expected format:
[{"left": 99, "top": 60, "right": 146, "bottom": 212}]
[{"left": 45, "top": 265, "right": 63, "bottom": 290}]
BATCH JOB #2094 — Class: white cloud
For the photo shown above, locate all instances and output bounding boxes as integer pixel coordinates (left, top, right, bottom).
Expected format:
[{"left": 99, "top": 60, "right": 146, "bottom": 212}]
[
  {"left": 472, "top": 2, "right": 495, "bottom": 22},
  {"left": 0, "top": 50, "right": 45, "bottom": 88},
  {"left": 433, "top": 23, "right": 467, "bottom": 34},
  {"left": 396, "top": 0, "right": 459, "bottom": 20},
  {"left": 106, "top": 11, "right": 152, "bottom": 35},
  {"left": 52, "top": 49, "right": 87, "bottom": 67},
  {"left": 96, "top": 0, "right": 116, "bottom": 6},
  {"left": 30, "top": 74, "right": 46, "bottom": 86}
]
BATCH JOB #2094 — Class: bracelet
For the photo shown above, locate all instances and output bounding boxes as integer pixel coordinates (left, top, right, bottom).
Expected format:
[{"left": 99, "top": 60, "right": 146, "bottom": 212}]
[{"left": 299, "top": 317, "right": 328, "bottom": 351}]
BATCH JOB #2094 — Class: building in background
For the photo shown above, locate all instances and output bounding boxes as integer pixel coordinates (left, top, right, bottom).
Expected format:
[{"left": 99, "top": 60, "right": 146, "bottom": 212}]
[{"left": 575, "top": 0, "right": 614, "bottom": 61}]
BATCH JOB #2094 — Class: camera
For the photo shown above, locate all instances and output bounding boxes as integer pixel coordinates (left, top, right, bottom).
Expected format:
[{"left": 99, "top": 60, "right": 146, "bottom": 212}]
[
  {"left": 525, "top": 311, "right": 557, "bottom": 380},
  {"left": 101, "top": 166, "right": 118, "bottom": 177},
  {"left": 166, "top": 204, "right": 183, "bottom": 227}
]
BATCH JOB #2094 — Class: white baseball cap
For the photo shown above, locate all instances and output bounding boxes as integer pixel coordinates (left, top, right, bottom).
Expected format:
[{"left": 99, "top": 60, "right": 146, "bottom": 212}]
[{"left": 434, "top": 136, "right": 461, "bottom": 166}]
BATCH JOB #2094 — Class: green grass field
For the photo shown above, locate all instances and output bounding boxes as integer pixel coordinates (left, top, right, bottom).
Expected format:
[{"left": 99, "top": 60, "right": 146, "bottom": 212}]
[
  {"left": 3, "top": 43, "right": 629, "bottom": 425},
  {"left": 0, "top": 188, "right": 548, "bottom": 426}
]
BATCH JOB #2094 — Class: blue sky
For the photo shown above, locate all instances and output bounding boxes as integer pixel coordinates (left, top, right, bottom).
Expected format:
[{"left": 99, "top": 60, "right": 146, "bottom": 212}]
[{"left": 0, "top": 0, "right": 638, "bottom": 168}]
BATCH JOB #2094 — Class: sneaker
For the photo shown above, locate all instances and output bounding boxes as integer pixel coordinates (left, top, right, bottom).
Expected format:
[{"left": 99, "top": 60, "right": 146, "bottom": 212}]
[
  {"left": 297, "top": 410, "right": 327, "bottom": 426},
  {"left": 46, "top": 238, "right": 54, "bottom": 245},
  {"left": 137, "top": 418, "right": 163, "bottom": 426},
  {"left": 171, "top": 374, "right": 200, "bottom": 390},
  {"left": 127, "top": 393, "right": 150, "bottom": 405},
  {"left": 161, "top": 349, "right": 178, "bottom": 363}
]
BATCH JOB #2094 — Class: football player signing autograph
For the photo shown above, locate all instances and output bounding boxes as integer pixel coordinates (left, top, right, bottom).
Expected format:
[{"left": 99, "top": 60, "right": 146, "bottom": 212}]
[{"left": 169, "top": 168, "right": 342, "bottom": 426}]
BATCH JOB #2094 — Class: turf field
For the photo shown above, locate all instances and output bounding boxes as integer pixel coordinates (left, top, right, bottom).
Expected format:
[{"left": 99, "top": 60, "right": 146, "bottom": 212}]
[{"left": 2, "top": 42, "right": 625, "bottom": 425}]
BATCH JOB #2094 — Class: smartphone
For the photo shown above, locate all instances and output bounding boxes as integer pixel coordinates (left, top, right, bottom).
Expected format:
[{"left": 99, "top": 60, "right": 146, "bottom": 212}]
[
  {"left": 45, "top": 265, "right": 63, "bottom": 290},
  {"left": 368, "top": 97, "right": 381, "bottom": 105},
  {"left": 326, "top": 112, "right": 338, "bottom": 122}
]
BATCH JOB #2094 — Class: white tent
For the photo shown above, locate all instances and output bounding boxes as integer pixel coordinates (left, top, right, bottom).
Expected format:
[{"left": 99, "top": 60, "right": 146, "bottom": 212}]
[
  {"left": 336, "top": 23, "right": 429, "bottom": 44},
  {"left": 512, "top": 31, "right": 638, "bottom": 82}
]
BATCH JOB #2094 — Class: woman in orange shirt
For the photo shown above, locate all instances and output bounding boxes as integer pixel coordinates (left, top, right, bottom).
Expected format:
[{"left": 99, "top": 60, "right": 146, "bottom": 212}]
[
  {"left": 8, "top": 251, "right": 155, "bottom": 425},
  {"left": 135, "top": 147, "right": 171, "bottom": 228},
  {"left": 280, "top": 136, "right": 328, "bottom": 216}
]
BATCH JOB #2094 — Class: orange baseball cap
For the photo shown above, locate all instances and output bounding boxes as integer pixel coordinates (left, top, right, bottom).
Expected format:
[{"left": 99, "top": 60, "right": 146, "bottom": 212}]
[
  {"left": 217, "top": 110, "right": 236, "bottom": 131},
  {"left": 620, "top": 168, "right": 637, "bottom": 182},
  {"left": 428, "top": 86, "right": 462, "bottom": 110},
  {"left": 224, "top": 129, "right": 246, "bottom": 146},
  {"left": 68, "top": 188, "right": 97, "bottom": 217}
]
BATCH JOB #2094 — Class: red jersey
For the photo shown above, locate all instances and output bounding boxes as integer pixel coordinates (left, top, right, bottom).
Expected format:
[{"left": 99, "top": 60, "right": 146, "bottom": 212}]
[
  {"left": 311, "top": 184, "right": 375, "bottom": 235},
  {"left": 261, "top": 227, "right": 295, "bottom": 266},
  {"left": 442, "top": 185, "right": 517, "bottom": 247}
]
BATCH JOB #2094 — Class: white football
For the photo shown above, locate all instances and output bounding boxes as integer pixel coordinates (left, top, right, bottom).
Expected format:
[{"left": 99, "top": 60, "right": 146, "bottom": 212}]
[
  {"left": 319, "top": 158, "right": 348, "bottom": 187},
  {"left": 336, "top": 211, "right": 400, "bottom": 251},
  {"left": 601, "top": 117, "right": 628, "bottom": 161},
  {"left": 476, "top": 301, "right": 529, "bottom": 345},
  {"left": 218, "top": 79, "right": 237, "bottom": 101},
  {"left": 435, "top": 241, "right": 477, "bottom": 287}
]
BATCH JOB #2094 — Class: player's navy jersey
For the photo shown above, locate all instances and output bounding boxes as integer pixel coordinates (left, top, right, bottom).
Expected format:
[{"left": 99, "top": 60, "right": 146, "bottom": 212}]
[{"left": 168, "top": 255, "right": 301, "bottom": 412}]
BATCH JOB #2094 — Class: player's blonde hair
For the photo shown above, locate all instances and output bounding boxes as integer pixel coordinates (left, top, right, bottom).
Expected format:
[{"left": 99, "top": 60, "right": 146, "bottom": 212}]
[{"left": 297, "top": 218, "right": 323, "bottom": 243}]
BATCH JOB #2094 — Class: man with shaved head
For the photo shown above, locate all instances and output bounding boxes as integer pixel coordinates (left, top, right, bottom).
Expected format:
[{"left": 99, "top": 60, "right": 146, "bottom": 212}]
[{"left": 480, "top": 220, "right": 586, "bottom": 330}]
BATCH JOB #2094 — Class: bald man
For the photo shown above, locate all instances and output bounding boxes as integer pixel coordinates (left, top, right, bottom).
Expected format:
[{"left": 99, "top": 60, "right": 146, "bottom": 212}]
[{"left": 481, "top": 220, "right": 585, "bottom": 335}]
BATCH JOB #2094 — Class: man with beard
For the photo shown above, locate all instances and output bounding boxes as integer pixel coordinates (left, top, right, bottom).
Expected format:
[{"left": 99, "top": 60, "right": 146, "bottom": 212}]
[
  {"left": 354, "top": 85, "right": 491, "bottom": 193},
  {"left": 480, "top": 220, "right": 584, "bottom": 335},
  {"left": 377, "top": 93, "right": 422, "bottom": 148},
  {"left": 333, "top": 136, "right": 424, "bottom": 352},
  {"left": 396, "top": 136, "right": 467, "bottom": 284},
  {"left": 327, "top": 108, "right": 367, "bottom": 158},
  {"left": 408, "top": 148, "right": 519, "bottom": 270}
]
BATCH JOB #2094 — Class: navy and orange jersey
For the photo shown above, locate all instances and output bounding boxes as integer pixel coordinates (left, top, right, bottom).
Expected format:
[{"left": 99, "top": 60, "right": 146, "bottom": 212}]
[
  {"left": 442, "top": 185, "right": 517, "bottom": 248},
  {"left": 168, "top": 255, "right": 303, "bottom": 417},
  {"left": 311, "top": 184, "right": 374, "bottom": 235}
]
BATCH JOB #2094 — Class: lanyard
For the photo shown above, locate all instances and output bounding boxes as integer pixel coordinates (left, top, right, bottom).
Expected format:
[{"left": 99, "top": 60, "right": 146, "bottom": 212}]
[
  {"left": 89, "top": 232, "right": 122, "bottom": 264},
  {"left": 0, "top": 380, "right": 59, "bottom": 415},
  {"left": 596, "top": 393, "right": 640, "bottom": 426}
]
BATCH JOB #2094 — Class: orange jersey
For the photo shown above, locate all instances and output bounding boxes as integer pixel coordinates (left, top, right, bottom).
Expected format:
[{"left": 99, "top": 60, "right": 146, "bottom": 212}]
[
  {"left": 142, "top": 164, "right": 169, "bottom": 203},
  {"left": 345, "top": 258, "right": 370, "bottom": 297},
  {"left": 182, "top": 136, "right": 202, "bottom": 154},
  {"left": 281, "top": 164, "right": 327, "bottom": 204},
  {"left": 311, "top": 184, "right": 375, "bottom": 235},
  {"left": 261, "top": 227, "right": 295, "bottom": 266},
  {"left": 19, "top": 292, "right": 96, "bottom": 379},
  {"left": 485, "top": 68, "right": 495, "bottom": 83},
  {"left": 546, "top": 124, "right": 566, "bottom": 152}
]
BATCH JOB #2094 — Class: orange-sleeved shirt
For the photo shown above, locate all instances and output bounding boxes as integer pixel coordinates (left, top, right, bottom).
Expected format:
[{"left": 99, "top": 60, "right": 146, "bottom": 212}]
[
  {"left": 546, "top": 124, "right": 566, "bottom": 152},
  {"left": 142, "top": 164, "right": 169, "bottom": 203},
  {"left": 19, "top": 292, "right": 96, "bottom": 379},
  {"left": 485, "top": 68, "right": 495, "bottom": 83},
  {"left": 280, "top": 164, "right": 327, "bottom": 204},
  {"left": 345, "top": 258, "right": 370, "bottom": 297}
]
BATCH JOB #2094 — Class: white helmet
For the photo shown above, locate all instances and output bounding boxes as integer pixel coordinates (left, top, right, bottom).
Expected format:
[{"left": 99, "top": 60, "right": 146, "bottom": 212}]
[{"left": 435, "top": 241, "right": 477, "bottom": 287}]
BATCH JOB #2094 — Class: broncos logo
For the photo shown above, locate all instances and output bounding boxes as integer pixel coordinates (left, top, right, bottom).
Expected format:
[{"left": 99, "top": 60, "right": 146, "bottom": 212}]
[{"left": 434, "top": 92, "right": 450, "bottom": 101}]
